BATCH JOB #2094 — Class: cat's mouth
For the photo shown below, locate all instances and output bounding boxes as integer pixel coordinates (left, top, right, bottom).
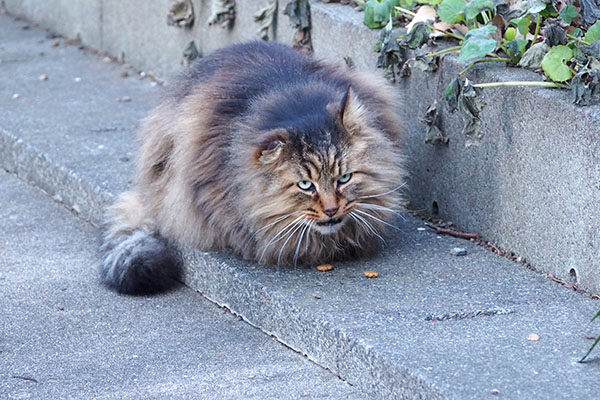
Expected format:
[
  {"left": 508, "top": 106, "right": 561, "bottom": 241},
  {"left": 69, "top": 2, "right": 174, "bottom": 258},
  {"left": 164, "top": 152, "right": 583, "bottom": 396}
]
[
  {"left": 316, "top": 218, "right": 342, "bottom": 227},
  {"left": 313, "top": 217, "right": 345, "bottom": 235}
]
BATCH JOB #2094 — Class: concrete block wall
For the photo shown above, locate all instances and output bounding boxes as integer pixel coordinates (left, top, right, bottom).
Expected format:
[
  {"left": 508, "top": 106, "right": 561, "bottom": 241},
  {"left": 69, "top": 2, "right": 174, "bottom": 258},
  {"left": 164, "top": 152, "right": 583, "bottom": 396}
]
[{"left": 4, "top": 0, "right": 600, "bottom": 293}]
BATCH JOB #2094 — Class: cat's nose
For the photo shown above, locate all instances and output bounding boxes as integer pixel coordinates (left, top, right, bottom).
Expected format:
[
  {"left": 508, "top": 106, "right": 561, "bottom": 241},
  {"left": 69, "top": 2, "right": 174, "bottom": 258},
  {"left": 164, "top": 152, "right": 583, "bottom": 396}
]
[{"left": 323, "top": 206, "right": 339, "bottom": 217}]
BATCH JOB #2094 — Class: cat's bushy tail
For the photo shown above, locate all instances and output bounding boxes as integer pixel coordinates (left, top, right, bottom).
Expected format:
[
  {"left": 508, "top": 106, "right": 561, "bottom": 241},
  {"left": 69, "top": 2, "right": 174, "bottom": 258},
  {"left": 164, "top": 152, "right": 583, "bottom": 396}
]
[{"left": 100, "top": 191, "right": 183, "bottom": 294}]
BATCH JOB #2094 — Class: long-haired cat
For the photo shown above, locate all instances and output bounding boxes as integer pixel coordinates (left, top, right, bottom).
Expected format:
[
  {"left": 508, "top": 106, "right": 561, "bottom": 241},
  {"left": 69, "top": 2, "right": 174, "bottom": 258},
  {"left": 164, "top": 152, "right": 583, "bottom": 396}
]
[{"left": 101, "top": 41, "right": 406, "bottom": 294}]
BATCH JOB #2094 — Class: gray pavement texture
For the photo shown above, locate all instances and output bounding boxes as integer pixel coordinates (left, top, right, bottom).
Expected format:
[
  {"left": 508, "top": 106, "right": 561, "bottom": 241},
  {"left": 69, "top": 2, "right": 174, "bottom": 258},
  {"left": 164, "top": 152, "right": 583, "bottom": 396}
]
[
  {"left": 2, "top": 11, "right": 600, "bottom": 400},
  {"left": 0, "top": 169, "right": 365, "bottom": 399}
]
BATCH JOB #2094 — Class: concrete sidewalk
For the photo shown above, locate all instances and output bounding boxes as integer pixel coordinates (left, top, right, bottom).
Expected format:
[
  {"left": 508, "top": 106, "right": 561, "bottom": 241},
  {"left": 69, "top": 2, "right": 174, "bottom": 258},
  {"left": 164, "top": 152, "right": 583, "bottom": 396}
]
[
  {"left": 2, "top": 12, "right": 600, "bottom": 399},
  {"left": 0, "top": 169, "right": 364, "bottom": 399}
]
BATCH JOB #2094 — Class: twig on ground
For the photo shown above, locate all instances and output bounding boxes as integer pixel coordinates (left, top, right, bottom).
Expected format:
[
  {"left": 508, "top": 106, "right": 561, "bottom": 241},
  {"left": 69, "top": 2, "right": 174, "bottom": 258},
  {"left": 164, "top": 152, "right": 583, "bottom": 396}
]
[{"left": 424, "top": 222, "right": 480, "bottom": 240}]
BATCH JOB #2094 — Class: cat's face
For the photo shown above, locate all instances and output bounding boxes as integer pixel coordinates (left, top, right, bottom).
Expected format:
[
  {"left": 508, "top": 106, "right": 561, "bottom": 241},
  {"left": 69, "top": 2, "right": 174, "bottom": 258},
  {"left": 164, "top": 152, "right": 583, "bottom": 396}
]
[{"left": 249, "top": 87, "right": 404, "bottom": 241}]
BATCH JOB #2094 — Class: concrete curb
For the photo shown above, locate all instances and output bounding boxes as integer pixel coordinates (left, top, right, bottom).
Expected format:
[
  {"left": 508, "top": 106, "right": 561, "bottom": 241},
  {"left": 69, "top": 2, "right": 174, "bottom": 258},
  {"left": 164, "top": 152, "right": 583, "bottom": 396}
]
[
  {"left": 0, "top": 128, "right": 110, "bottom": 225},
  {"left": 5, "top": 0, "right": 600, "bottom": 294},
  {"left": 3, "top": 12, "right": 600, "bottom": 400}
]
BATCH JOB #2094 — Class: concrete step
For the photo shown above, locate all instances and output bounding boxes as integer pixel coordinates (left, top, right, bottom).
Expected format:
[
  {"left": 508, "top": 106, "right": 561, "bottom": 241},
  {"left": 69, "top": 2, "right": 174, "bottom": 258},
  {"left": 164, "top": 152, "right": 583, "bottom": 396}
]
[
  {"left": 5, "top": 0, "right": 600, "bottom": 295},
  {"left": 2, "top": 13, "right": 600, "bottom": 399},
  {"left": 0, "top": 169, "right": 365, "bottom": 400}
]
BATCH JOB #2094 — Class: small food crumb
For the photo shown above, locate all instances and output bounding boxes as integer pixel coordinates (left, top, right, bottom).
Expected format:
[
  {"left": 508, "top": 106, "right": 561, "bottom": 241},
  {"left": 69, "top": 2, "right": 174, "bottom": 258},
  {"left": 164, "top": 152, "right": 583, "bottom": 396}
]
[
  {"left": 364, "top": 270, "right": 379, "bottom": 278},
  {"left": 527, "top": 333, "right": 539, "bottom": 341},
  {"left": 317, "top": 264, "right": 333, "bottom": 272},
  {"left": 51, "top": 41, "right": 59, "bottom": 47},
  {"left": 417, "top": 227, "right": 426, "bottom": 231},
  {"left": 491, "top": 389, "right": 500, "bottom": 395},
  {"left": 73, "top": 77, "right": 81, "bottom": 83},
  {"left": 116, "top": 96, "right": 132, "bottom": 102},
  {"left": 314, "top": 294, "right": 321, "bottom": 299},
  {"left": 12, "top": 93, "right": 20, "bottom": 100},
  {"left": 450, "top": 247, "right": 468, "bottom": 256},
  {"left": 102, "top": 56, "right": 112, "bottom": 63},
  {"left": 38, "top": 74, "right": 48, "bottom": 81}
]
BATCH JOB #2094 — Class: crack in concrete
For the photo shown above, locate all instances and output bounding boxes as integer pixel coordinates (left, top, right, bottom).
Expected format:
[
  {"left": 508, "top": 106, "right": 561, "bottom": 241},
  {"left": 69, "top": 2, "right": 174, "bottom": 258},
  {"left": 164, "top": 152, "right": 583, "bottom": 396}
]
[{"left": 425, "top": 308, "right": 514, "bottom": 322}]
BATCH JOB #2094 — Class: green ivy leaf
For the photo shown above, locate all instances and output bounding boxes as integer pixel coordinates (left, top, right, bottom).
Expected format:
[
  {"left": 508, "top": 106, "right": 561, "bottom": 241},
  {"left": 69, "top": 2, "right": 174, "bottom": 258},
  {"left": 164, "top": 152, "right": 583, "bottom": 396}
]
[
  {"left": 559, "top": 5, "right": 578, "bottom": 24},
  {"left": 464, "top": 0, "right": 495, "bottom": 21},
  {"left": 438, "top": 0, "right": 467, "bottom": 23},
  {"left": 585, "top": 21, "right": 600, "bottom": 44},
  {"left": 539, "top": 3, "right": 559, "bottom": 18},
  {"left": 541, "top": 45, "right": 574, "bottom": 82},
  {"left": 464, "top": 24, "right": 497, "bottom": 39},
  {"left": 458, "top": 39, "right": 498, "bottom": 61},
  {"left": 527, "top": 0, "right": 547, "bottom": 14},
  {"left": 457, "top": 25, "right": 498, "bottom": 62},
  {"left": 510, "top": 14, "right": 531, "bottom": 35},
  {"left": 363, "top": 0, "right": 394, "bottom": 29}
]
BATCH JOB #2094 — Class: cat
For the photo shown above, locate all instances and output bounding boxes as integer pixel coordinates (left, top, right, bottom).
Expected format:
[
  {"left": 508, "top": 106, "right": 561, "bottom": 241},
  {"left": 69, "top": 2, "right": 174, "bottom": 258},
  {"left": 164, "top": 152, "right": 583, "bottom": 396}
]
[{"left": 100, "top": 41, "right": 406, "bottom": 295}]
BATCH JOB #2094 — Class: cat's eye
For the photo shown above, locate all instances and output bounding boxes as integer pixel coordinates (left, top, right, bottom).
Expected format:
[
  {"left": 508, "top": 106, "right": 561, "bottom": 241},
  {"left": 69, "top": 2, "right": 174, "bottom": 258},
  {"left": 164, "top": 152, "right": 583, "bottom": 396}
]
[
  {"left": 338, "top": 173, "right": 352, "bottom": 185},
  {"left": 298, "top": 180, "right": 314, "bottom": 191}
]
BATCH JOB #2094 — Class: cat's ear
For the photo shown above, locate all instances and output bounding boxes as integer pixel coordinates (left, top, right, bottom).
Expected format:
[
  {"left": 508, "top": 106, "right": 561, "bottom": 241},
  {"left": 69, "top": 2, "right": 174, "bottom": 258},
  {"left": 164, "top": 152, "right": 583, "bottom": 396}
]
[
  {"left": 338, "top": 86, "right": 367, "bottom": 135},
  {"left": 255, "top": 129, "right": 288, "bottom": 165}
]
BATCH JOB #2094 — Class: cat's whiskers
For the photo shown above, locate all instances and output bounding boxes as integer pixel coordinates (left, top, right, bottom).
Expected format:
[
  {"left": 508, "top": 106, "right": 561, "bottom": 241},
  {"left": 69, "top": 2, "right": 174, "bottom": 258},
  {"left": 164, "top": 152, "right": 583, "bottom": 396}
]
[
  {"left": 293, "top": 220, "right": 312, "bottom": 266},
  {"left": 354, "top": 208, "right": 402, "bottom": 231},
  {"left": 251, "top": 211, "right": 301, "bottom": 238},
  {"left": 349, "top": 211, "right": 386, "bottom": 246},
  {"left": 359, "top": 183, "right": 406, "bottom": 200},
  {"left": 277, "top": 217, "right": 308, "bottom": 266},
  {"left": 356, "top": 202, "right": 406, "bottom": 221},
  {"left": 259, "top": 215, "right": 305, "bottom": 262},
  {"left": 304, "top": 220, "right": 314, "bottom": 254}
]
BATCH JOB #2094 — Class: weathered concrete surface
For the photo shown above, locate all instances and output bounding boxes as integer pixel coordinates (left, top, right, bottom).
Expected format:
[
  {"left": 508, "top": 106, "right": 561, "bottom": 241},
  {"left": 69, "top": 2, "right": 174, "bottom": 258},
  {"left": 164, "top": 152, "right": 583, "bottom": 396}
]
[
  {"left": 2, "top": 0, "right": 102, "bottom": 49},
  {"left": 401, "top": 60, "right": 600, "bottom": 299},
  {"left": 2, "top": 15, "right": 600, "bottom": 399},
  {"left": 0, "top": 14, "right": 159, "bottom": 223},
  {"left": 5, "top": 0, "right": 600, "bottom": 293},
  {"left": 0, "top": 169, "right": 366, "bottom": 400}
]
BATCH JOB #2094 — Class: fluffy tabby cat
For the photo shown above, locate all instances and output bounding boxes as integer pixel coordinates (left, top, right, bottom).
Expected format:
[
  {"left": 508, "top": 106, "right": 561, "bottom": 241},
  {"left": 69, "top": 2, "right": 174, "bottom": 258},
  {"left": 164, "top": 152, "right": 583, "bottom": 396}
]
[{"left": 101, "top": 41, "right": 406, "bottom": 294}]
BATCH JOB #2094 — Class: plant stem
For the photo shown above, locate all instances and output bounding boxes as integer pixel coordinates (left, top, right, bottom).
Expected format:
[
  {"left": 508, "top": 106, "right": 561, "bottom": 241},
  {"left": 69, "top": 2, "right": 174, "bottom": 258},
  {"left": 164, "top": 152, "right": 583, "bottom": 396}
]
[
  {"left": 424, "top": 45, "right": 462, "bottom": 58},
  {"left": 533, "top": 14, "right": 541, "bottom": 45},
  {"left": 482, "top": 11, "right": 490, "bottom": 24},
  {"left": 395, "top": 6, "right": 416, "bottom": 17},
  {"left": 428, "top": 24, "right": 465, "bottom": 40},
  {"left": 472, "top": 81, "right": 562, "bottom": 88},
  {"left": 566, "top": 33, "right": 591, "bottom": 45},
  {"left": 458, "top": 57, "right": 511, "bottom": 77}
]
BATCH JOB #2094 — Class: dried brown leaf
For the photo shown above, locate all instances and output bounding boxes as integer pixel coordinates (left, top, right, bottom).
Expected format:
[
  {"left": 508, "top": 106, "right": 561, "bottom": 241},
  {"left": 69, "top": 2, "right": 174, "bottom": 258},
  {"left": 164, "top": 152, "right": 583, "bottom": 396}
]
[{"left": 406, "top": 6, "right": 437, "bottom": 33}]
